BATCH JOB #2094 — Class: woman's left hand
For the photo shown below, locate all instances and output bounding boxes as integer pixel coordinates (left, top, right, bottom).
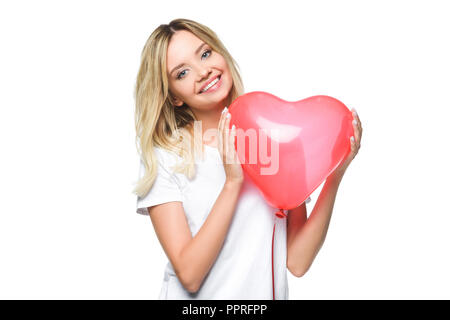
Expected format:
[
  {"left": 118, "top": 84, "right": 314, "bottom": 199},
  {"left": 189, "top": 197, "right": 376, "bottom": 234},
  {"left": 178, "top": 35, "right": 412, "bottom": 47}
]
[{"left": 331, "top": 108, "right": 363, "bottom": 178}]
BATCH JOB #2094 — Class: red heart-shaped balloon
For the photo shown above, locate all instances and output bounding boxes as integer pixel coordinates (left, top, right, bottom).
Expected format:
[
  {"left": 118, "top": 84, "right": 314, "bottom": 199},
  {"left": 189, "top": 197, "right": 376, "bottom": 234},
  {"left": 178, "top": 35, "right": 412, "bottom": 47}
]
[{"left": 228, "top": 91, "right": 353, "bottom": 211}]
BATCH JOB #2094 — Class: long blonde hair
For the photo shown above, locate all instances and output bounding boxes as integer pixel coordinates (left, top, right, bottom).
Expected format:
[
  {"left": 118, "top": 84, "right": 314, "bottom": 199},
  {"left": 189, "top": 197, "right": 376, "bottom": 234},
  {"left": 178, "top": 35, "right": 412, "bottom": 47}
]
[{"left": 132, "top": 18, "right": 244, "bottom": 198}]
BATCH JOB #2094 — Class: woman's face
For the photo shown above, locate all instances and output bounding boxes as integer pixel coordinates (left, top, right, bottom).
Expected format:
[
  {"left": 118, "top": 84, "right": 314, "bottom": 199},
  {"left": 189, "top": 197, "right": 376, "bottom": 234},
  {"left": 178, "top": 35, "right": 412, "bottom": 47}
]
[{"left": 166, "top": 30, "right": 232, "bottom": 111}]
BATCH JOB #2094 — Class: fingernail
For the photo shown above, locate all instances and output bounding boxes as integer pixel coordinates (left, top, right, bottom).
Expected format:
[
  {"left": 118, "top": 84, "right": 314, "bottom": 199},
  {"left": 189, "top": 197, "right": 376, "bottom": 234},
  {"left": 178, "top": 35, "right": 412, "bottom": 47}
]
[
  {"left": 232, "top": 124, "right": 235, "bottom": 130},
  {"left": 352, "top": 109, "right": 358, "bottom": 115},
  {"left": 351, "top": 136, "right": 355, "bottom": 141},
  {"left": 226, "top": 113, "right": 231, "bottom": 119},
  {"left": 353, "top": 119, "right": 357, "bottom": 125}
]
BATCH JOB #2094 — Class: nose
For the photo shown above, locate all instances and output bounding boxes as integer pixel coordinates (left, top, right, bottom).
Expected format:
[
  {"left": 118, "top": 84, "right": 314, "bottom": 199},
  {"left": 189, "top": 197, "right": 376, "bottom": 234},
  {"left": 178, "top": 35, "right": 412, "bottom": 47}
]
[{"left": 197, "top": 66, "right": 212, "bottom": 80}]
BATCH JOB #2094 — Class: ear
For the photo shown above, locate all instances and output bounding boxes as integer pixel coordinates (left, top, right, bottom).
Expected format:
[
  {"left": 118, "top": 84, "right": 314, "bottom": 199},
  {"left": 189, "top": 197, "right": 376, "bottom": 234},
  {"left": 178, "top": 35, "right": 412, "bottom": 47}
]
[
  {"left": 173, "top": 98, "right": 184, "bottom": 107},
  {"left": 170, "top": 93, "right": 184, "bottom": 107}
]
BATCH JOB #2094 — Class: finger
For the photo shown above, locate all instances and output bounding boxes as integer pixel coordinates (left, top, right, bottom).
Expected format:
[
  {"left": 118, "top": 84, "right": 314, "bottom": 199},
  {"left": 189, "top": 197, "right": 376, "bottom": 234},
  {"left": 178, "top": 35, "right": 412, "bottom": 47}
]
[
  {"left": 224, "top": 113, "right": 231, "bottom": 163},
  {"left": 351, "top": 108, "right": 361, "bottom": 123},
  {"left": 351, "top": 134, "right": 360, "bottom": 153},
  {"left": 219, "top": 107, "right": 227, "bottom": 132},
  {"left": 350, "top": 136, "right": 356, "bottom": 154},
  {"left": 352, "top": 109, "right": 363, "bottom": 138},
  {"left": 230, "top": 124, "right": 240, "bottom": 164},
  {"left": 218, "top": 107, "right": 227, "bottom": 155},
  {"left": 352, "top": 119, "right": 361, "bottom": 144}
]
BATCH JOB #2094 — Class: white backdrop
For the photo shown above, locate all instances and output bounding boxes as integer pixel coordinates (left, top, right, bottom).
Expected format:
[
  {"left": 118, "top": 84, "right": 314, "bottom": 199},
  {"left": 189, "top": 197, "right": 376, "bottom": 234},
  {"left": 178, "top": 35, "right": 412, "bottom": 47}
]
[{"left": 1, "top": 0, "right": 449, "bottom": 299}]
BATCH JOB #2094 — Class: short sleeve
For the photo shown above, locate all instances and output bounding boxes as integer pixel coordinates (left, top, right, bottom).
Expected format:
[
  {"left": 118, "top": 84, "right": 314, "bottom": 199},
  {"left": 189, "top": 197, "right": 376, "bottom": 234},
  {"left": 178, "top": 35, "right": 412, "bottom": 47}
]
[{"left": 136, "top": 149, "right": 184, "bottom": 215}]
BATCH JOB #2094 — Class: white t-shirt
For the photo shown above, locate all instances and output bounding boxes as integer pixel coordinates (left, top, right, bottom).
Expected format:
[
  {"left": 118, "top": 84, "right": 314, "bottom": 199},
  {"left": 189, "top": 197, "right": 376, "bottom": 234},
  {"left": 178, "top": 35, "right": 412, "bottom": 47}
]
[{"left": 136, "top": 145, "right": 310, "bottom": 300}]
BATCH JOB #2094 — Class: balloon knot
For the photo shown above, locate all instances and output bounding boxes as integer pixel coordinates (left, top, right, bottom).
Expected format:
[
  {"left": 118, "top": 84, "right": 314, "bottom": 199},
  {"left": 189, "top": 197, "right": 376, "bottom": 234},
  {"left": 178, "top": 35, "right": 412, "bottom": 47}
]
[{"left": 275, "top": 210, "right": 287, "bottom": 219}]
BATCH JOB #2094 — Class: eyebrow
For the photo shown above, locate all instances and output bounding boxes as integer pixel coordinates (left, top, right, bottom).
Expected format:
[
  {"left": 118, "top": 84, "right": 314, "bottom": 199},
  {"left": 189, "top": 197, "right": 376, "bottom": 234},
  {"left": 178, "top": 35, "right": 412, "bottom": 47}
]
[{"left": 170, "top": 42, "right": 207, "bottom": 76}]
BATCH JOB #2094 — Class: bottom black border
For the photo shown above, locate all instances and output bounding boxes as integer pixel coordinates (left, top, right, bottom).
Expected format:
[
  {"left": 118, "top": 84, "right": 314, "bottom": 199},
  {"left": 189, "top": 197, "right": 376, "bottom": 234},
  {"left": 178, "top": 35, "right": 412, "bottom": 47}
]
[{"left": 0, "top": 300, "right": 448, "bottom": 318}]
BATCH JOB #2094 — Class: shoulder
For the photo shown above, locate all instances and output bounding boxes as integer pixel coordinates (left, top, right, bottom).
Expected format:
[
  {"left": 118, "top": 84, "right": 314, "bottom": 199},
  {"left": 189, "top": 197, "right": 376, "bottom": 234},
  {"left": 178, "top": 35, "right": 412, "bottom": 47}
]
[
  {"left": 154, "top": 146, "right": 183, "bottom": 165},
  {"left": 138, "top": 146, "right": 181, "bottom": 176},
  {"left": 153, "top": 147, "right": 190, "bottom": 185}
]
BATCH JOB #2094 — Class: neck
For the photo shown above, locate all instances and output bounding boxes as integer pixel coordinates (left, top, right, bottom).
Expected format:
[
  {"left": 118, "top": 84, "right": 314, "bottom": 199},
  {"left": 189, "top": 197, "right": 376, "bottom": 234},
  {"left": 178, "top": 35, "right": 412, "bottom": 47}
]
[
  {"left": 192, "top": 108, "right": 222, "bottom": 147},
  {"left": 191, "top": 97, "right": 231, "bottom": 147}
]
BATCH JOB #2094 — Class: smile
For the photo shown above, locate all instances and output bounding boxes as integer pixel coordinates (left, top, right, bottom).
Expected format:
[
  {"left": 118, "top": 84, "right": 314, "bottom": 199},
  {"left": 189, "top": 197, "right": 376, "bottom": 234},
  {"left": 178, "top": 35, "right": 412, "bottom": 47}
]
[{"left": 199, "top": 75, "right": 222, "bottom": 94}]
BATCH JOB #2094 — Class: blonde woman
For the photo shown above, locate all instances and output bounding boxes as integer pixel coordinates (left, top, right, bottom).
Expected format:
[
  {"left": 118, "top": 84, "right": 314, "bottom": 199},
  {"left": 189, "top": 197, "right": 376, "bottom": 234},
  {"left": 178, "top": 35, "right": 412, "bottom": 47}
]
[{"left": 133, "top": 18, "right": 363, "bottom": 300}]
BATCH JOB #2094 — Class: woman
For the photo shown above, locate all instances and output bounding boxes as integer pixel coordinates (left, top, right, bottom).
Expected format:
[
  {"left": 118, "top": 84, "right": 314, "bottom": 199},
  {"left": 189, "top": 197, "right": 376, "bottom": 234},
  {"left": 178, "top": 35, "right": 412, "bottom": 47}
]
[{"left": 133, "top": 18, "right": 362, "bottom": 300}]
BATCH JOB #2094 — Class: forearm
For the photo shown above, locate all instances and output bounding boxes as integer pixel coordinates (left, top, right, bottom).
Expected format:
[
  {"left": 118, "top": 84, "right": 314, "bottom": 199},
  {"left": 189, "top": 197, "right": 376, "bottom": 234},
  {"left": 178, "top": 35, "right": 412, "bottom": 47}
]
[
  {"left": 289, "top": 171, "right": 344, "bottom": 276},
  {"left": 180, "top": 180, "right": 242, "bottom": 292}
]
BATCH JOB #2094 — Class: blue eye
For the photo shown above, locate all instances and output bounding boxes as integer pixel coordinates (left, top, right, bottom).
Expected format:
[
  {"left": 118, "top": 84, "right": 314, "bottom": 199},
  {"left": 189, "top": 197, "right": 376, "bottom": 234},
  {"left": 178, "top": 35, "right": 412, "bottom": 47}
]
[
  {"left": 202, "top": 49, "right": 211, "bottom": 59},
  {"left": 176, "top": 49, "right": 212, "bottom": 80},
  {"left": 177, "top": 70, "right": 186, "bottom": 79}
]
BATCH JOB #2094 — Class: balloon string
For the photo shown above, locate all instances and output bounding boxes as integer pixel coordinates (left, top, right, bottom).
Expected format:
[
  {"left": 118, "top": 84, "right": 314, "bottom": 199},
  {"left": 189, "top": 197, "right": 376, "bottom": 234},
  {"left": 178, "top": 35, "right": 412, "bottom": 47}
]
[
  {"left": 272, "top": 222, "right": 275, "bottom": 300},
  {"left": 272, "top": 209, "right": 287, "bottom": 300}
]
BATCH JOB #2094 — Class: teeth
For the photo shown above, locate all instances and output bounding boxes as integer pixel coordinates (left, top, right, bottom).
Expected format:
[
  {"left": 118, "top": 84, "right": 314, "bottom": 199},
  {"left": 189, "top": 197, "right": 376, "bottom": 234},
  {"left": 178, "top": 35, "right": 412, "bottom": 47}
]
[{"left": 201, "top": 76, "right": 219, "bottom": 93}]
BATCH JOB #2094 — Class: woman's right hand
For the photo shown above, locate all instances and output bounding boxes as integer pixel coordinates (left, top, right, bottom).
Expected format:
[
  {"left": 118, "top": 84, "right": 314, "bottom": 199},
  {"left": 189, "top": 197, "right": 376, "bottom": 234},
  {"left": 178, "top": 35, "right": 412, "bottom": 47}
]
[{"left": 218, "top": 107, "right": 244, "bottom": 185}]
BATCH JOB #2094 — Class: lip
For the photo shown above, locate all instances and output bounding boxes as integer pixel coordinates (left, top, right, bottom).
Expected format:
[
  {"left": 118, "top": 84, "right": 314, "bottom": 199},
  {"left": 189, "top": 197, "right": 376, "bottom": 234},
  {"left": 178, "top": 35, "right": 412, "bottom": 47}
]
[{"left": 199, "top": 74, "right": 221, "bottom": 94}]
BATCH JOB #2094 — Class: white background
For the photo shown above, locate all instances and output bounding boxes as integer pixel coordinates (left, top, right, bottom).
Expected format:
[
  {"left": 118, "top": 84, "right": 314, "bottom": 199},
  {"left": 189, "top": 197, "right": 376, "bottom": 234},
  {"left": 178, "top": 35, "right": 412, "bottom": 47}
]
[{"left": 1, "top": 0, "right": 449, "bottom": 299}]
